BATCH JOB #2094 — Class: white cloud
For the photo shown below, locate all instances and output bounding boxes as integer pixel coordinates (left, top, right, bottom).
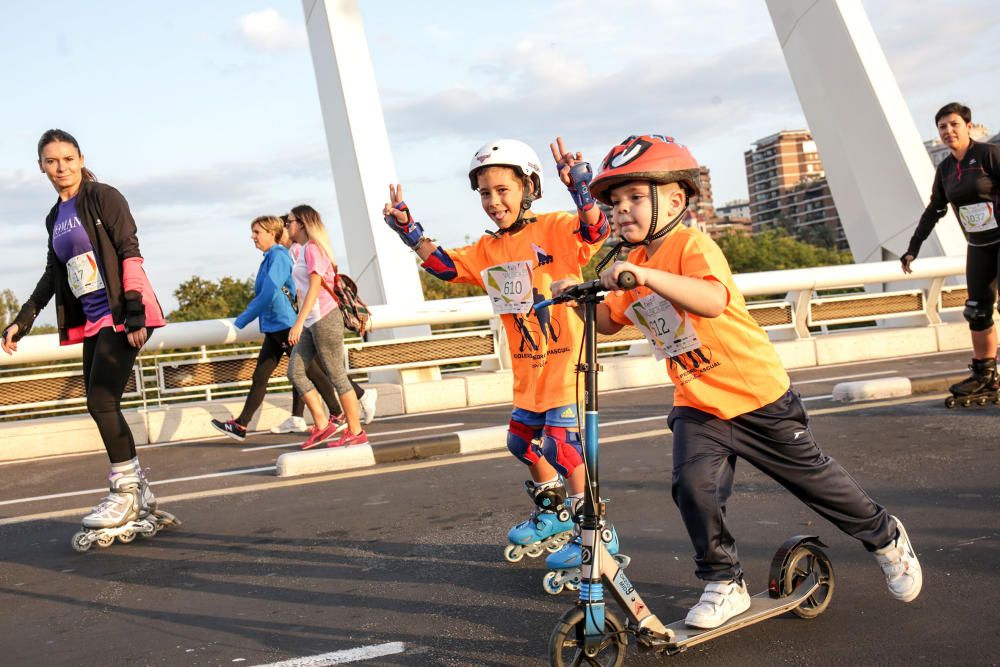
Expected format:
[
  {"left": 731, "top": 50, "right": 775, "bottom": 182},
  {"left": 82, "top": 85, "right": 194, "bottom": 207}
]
[{"left": 238, "top": 8, "right": 306, "bottom": 52}]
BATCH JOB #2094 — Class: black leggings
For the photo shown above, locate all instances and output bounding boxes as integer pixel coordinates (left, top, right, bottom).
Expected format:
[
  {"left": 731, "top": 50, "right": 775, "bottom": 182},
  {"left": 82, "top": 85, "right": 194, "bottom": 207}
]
[
  {"left": 236, "top": 329, "right": 363, "bottom": 426},
  {"left": 965, "top": 243, "right": 1000, "bottom": 330},
  {"left": 82, "top": 328, "right": 142, "bottom": 464}
]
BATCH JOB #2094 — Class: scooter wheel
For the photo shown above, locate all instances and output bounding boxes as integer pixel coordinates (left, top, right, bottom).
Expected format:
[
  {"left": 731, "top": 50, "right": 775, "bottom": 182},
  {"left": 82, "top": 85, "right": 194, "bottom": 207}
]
[
  {"left": 548, "top": 605, "right": 626, "bottom": 667},
  {"left": 503, "top": 544, "right": 523, "bottom": 563},
  {"left": 782, "top": 544, "right": 835, "bottom": 619},
  {"left": 944, "top": 396, "right": 956, "bottom": 409}
]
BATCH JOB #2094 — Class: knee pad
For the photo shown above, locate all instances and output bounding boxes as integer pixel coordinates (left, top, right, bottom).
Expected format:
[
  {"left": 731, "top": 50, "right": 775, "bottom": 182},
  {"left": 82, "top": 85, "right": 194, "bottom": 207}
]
[
  {"left": 541, "top": 426, "right": 583, "bottom": 477},
  {"left": 963, "top": 299, "right": 994, "bottom": 331},
  {"left": 507, "top": 419, "right": 541, "bottom": 465}
]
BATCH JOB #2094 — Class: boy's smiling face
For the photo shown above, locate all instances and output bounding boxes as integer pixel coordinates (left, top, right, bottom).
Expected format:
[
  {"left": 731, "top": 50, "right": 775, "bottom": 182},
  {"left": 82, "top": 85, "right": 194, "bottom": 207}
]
[{"left": 477, "top": 166, "right": 528, "bottom": 230}]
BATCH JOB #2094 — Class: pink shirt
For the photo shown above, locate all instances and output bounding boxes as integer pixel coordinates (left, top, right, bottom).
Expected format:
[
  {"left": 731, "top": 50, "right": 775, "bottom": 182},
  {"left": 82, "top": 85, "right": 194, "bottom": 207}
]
[{"left": 292, "top": 241, "right": 338, "bottom": 327}]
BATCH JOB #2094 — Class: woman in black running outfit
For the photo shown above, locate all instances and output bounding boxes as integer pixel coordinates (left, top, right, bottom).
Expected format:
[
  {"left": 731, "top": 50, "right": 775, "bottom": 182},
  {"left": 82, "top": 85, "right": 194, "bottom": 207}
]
[{"left": 902, "top": 102, "right": 1000, "bottom": 397}]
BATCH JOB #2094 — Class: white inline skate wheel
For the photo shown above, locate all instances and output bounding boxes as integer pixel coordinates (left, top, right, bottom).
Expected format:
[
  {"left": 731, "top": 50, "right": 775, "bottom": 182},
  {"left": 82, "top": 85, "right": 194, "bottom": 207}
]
[
  {"left": 543, "top": 571, "right": 565, "bottom": 596},
  {"left": 71, "top": 531, "right": 92, "bottom": 553}
]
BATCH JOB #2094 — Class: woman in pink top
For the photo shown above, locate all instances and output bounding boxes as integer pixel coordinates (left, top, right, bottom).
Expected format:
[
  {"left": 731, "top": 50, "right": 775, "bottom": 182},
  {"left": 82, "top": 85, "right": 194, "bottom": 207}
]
[{"left": 285, "top": 205, "right": 367, "bottom": 448}]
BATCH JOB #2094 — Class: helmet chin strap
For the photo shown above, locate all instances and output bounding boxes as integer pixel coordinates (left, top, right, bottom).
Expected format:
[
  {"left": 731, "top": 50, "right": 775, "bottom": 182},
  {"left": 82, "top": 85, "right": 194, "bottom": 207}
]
[{"left": 594, "top": 183, "right": 688, "bottom": 274}]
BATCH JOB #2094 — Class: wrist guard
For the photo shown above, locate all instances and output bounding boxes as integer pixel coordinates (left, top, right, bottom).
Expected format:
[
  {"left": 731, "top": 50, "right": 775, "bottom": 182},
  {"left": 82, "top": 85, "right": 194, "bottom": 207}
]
[
  {"left": 566, "top": 162, "right": 596, "bottom": 211},
  {"left": 384, "top": 201, "right": 426, "bottom": 249}
]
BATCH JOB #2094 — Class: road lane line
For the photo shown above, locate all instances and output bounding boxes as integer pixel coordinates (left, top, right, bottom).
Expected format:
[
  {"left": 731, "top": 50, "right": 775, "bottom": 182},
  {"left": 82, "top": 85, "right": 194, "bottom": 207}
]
[
  {"left": 252, "top": 642, "right": 405, "bottom": 666},
  {"left": 0, "top": 466, "right": 277, "bottom": 508},
  {"left": 240, "top": 423, "right": 465, "bottom": 453},
  {"left": 792, "top": 370, "right": 896, "bottom": 385},
  {"left": 0, "top": 394, "right": 948, "bottom": 526}
]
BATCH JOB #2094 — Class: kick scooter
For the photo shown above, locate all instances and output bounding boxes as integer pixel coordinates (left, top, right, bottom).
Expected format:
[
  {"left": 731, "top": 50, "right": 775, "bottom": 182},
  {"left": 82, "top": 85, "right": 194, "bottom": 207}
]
[{"left": 536, "top": 273, "right": 835, "bottom": 665}]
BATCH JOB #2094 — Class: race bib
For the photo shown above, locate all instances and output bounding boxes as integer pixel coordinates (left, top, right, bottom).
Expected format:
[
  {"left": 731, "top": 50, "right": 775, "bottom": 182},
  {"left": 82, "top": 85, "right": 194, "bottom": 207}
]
[
  {"left": 625, "top": 293, "right": 701, "bottom": 361},
  {"left": 66, "top": 251, "right": 105, "bottom": 298},
  {"left": 958, "top": 202, "right": 997, "bottom": 233},
  {"left": 482, "top": 261, "right": 533, "bottom": 314}
]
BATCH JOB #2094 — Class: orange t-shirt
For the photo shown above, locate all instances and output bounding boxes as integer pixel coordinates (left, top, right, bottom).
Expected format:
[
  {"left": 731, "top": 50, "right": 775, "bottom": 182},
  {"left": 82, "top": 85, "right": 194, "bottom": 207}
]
[
  {"left": 604, "top": 226, "right": 789, "bottom": 419},
  {"left": 446, "top": 211, "right": 600, "bottom": 412}
]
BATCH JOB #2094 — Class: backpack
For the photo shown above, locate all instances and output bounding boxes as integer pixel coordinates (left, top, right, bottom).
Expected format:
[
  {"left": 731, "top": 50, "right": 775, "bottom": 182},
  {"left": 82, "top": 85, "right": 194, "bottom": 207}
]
[{"left": 328, "top": 272, "right": 371, "bottom": 336}]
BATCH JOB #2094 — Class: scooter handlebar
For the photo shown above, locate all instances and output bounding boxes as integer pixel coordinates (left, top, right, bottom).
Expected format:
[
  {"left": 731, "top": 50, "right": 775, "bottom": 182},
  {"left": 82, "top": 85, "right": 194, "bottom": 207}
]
[{"left": 534, "top": 271, "right": 636, "bottom": 310}]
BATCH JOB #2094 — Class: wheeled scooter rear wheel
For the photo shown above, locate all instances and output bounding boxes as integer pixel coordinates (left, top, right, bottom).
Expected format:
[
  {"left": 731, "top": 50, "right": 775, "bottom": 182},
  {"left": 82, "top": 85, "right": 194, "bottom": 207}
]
[
  {"left": 769, "top": 537, "right": 835, "bottom": 619},
  {"left": 549, "top": 605, "right": 627, "bottom": 667}
]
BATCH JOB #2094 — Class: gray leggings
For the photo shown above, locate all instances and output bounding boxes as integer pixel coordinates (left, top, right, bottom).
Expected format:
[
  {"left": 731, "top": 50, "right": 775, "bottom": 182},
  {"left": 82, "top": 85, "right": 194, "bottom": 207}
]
[{"left": 287, "top": 309, "right": 353, "bottom": 397}]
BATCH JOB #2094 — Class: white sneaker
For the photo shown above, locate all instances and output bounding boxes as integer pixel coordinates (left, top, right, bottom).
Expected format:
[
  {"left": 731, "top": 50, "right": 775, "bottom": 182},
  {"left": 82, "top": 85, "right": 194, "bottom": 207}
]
[
  {"left": 359, "top": 388, "right": 378, "bottom": 425},
  {"left": 874, "top": 516, "right": 922, "bottom": 602},
  {"left": 271, "top": 416, "right": 308, "bottom": 434},
  {"left": 685, "top": 580, "right": 752, "bottom": 629}
]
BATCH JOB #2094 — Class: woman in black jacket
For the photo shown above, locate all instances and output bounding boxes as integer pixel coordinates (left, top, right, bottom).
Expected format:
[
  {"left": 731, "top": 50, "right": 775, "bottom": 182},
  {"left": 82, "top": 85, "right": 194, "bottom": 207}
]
[
  {"left": 1, "top": 129, "right": 177, "bottom": 550},
  {"left": 902, "top": 103, "right": 1000, "bottom": 401}
]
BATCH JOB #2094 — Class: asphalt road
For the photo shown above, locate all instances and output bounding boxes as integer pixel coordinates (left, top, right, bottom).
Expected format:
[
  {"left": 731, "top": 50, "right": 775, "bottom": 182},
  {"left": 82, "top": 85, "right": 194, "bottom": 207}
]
[{"left": 0, "top": 350, "right": 997, "bottom": 666}]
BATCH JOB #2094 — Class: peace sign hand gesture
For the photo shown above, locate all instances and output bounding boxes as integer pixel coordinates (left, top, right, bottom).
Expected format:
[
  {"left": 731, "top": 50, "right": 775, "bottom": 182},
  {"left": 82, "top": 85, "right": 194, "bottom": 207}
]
[
  {"left": 550, "top": 136, "right": 584, "bottom": 187},
  {"left": 382, "top": 183, "right": 426, "bottom": 249},
  {"left": 550, "top": 136, "right": 596, "bottom": 210}
]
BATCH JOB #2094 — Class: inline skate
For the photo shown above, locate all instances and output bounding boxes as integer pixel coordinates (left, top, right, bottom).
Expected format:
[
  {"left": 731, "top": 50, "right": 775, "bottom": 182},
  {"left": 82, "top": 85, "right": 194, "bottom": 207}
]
[
  {"left": 542, "top": 512, "right": 629, "bottom": 595},
  {"left": 71, "top": 471, "right": 181, "bottom": 552},
  {"left": 945, "top": 357, "right": 1000, "bottom": 408},
  {"left": 504, "top": 479, "right": 574, "bottom": 563}
]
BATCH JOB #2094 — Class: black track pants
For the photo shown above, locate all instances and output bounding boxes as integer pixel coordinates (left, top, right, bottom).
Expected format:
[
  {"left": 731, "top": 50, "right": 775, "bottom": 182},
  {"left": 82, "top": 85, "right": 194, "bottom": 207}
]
[{"left": 668, "top": 389, "right": 895, "bottom": 582}]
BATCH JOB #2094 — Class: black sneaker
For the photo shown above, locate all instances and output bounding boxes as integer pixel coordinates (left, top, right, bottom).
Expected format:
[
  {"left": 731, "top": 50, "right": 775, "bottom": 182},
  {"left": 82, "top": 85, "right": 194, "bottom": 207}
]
[{"left": 211, "top": 419, "right": 247, "bottom": 441}]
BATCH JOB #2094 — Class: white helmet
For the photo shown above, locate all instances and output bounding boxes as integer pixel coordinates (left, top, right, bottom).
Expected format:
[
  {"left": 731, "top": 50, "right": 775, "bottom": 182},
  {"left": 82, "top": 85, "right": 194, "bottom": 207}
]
[{"left": 468, "top": 139, "right": 544, "bottom": 200}]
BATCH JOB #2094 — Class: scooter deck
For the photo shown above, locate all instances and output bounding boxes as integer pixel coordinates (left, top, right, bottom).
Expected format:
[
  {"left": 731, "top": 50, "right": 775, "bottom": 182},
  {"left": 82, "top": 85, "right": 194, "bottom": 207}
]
[{"left": 659, "top": 572, "right": 819, "bottom": 653}]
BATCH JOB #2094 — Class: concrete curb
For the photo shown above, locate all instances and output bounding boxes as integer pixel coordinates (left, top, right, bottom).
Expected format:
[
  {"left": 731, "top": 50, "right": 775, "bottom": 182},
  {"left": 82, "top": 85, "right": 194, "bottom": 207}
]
[
  {"left": 832, "top": 377, "right": 912, "bottom": 402},
  {"left": 909, "top": 373, "right": 965, "bottom": 395},
  {"left": 831, "top": 372, "right": 966, "bottom": 403},
  {"left": 276, "top": 444, "right": 376, "bottom": 477},
  {"left": 274, "top": 426, "right": 510, "bottom": 477}
]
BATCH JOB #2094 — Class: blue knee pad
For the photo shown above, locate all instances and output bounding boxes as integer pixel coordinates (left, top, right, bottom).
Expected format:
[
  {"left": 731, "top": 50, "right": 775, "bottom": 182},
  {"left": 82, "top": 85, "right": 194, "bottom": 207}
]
[
  {"left": 507, "top": 418, "right": 542, "bottom": 465},
  {"left": 541, "top": 427, "right": 583, "bottom": 477}
]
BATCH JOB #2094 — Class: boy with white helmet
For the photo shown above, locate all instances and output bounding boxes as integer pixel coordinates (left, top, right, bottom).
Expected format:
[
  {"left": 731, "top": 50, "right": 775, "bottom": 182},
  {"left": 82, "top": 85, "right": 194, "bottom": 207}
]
[
  {"left": 383, "top": 137, "right": 611, "bottom": 564},
  {"left": 554, "top": 134, "right": 922, "bottom": 628}
]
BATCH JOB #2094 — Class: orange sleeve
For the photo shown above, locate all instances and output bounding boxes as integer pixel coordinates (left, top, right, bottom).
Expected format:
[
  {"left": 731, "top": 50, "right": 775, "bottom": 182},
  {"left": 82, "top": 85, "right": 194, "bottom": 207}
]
[
  {"left": 603, "top": 289, "right": 637, "bottom": 326},
  {"left": 678, "top": 234, "right": 732, "bottom": 306},
  {"left": 445, "top": 240, "right": 489, "bottom": 287}
]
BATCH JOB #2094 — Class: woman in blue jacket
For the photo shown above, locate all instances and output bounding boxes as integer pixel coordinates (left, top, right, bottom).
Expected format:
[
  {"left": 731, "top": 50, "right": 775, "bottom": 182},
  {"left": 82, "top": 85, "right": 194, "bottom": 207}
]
[{"left": 211, "top": 215, "right": 345, "bottom": 441}]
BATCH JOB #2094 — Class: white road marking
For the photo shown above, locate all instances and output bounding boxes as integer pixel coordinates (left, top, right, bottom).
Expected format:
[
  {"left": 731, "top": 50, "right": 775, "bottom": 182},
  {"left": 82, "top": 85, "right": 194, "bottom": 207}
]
[
  {"left": 240, "top": 423, "right": 465, "bottom": 452},
  {"left": 252, "top": 642, "right": 405, "bottom": 666},
  {"left": 792, "top": 370, "right": 897, "bottom": 385},
  {"left": 0, "top": 466, "right": 276, "bottom": 508},
  {"left": 0, "top": 393, "right": 948, "bottom": 524}
]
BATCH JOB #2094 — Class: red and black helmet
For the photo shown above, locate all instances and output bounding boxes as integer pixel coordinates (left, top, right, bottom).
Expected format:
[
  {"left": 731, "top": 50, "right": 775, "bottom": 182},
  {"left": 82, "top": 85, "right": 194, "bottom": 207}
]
[{"left": 590, "top": 134, "right": 701, "bottom": 205}]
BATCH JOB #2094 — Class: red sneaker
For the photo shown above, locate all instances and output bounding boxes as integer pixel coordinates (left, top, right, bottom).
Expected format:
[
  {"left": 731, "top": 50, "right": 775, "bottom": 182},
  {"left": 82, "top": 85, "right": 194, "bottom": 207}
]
[
  {"left": 329, "top": 429, "right": 368, "bottom": 448},
  {"left": 300, "top": 420, "right": 340, "bottom": 450}
]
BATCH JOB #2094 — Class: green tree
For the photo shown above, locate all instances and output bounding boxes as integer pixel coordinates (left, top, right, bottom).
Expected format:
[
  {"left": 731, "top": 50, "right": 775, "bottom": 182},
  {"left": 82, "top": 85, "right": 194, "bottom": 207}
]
[
  {"left": 716, "top": 229, "right": 852, "bottom": 274},
  {"left": 169, "top": 276, "right": 255, "bottom": 322}
]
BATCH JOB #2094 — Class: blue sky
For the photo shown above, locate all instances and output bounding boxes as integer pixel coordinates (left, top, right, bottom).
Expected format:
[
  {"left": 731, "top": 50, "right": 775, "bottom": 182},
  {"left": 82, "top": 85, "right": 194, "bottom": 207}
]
[{"left": 2, "top": 1, "right": 998, "bottom": 322}]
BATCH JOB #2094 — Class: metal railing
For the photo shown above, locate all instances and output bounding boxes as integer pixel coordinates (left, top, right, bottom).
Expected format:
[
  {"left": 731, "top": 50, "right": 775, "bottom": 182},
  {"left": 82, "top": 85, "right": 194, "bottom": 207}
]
[{"left": 0, "top": 255, "right": 967, "bottom": 420}]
